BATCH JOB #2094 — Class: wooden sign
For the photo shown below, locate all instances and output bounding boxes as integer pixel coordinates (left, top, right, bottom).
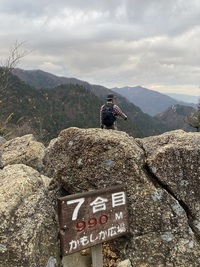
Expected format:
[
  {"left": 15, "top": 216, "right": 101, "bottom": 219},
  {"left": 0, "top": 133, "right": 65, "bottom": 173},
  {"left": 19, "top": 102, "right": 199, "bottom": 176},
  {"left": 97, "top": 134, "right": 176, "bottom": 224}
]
[{"left": 58, "top": 185, "right": 129, "bottom": 256}]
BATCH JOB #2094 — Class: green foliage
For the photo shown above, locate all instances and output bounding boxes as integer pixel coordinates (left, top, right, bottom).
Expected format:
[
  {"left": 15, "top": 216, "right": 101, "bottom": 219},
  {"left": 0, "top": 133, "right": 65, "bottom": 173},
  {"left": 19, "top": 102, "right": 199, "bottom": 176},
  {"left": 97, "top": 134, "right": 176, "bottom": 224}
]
[
  {"left": 0, "top": 75, "right": 104, "bottom": 142},
  {"left": 0, "top": 72, "right": 172, "bottom": 143},
  {"left": 188, "top": 100, "right": 200, "bottom": 132}
]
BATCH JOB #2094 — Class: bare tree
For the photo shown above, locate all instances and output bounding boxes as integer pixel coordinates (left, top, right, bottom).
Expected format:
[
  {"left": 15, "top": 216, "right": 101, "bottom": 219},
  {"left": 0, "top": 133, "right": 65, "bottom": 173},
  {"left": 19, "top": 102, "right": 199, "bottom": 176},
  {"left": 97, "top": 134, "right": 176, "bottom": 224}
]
[
  {"left": 0, "top": 40, "right": 32, "bottom": 92},
  {"left": 0, "top": 41, "right": 32, "bottom": 137}
]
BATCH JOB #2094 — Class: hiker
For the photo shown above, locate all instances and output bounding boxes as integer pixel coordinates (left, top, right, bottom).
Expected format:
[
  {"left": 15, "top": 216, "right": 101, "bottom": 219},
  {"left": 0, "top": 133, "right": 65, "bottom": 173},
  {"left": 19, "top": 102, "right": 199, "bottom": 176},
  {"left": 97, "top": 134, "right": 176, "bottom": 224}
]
[{"left": 100, "top": 93, "right": 127, "bottom": 130}]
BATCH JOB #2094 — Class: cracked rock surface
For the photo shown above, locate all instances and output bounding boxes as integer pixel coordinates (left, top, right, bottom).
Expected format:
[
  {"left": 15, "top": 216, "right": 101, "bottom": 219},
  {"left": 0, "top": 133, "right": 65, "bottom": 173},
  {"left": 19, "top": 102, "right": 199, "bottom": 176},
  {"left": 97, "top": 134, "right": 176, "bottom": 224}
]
[
  {"left": 0, "top": 164, "right": 60, "bottom": 267},
  {"left": 136, "top": 130, "right": 200, "bottom": 237},
  {"left": 43, "top": 128, "right": 200, "bottom": 267},
  {"left": 0, "top": 128, "right": 199, "bottom": 267}
]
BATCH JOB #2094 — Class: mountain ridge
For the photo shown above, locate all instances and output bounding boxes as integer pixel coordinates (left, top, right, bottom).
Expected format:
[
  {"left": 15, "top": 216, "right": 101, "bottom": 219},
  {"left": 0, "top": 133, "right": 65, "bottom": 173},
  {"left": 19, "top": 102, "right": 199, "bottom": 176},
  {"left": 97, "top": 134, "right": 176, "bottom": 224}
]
[
  {"left": 13, "top": 68, "right": 197, "bottom": 115},
  {"left": 163, "top": 92, "right": 198, "bottom": 103},
  {"left": 7, "top": 68, "right": 197, "bottom": 141},
  {"left": 155, "top": 104, "right": 196, "bottom": 132},
  {"left": 1, "top": 70, "right": 171, "bottom": 142},
  {"left": 112, "top": 86, "right": 197, "bottom": 116}
]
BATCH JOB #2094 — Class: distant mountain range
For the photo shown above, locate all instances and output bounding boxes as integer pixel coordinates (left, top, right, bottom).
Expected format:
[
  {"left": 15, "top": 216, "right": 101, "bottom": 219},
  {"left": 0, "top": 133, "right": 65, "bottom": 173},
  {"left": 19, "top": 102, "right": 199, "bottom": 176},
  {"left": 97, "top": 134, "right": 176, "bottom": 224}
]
[
  {"left": 0, "top": 68, "right": 173, "bottom": 142},
  {"left": 163, "top": 93, "right": 199, "bottom": 104},
  {"left": 155, "top": 105, "right": 196, "bottom": 132},
  {"left": 12, "top": 68, "right": 109, "bottom": 96},
  {"left": 112, "top": 86, "right": 197, "bottom": 116},
  {"left": 0, "top": 68, "right": 195, "bottom": 143}
]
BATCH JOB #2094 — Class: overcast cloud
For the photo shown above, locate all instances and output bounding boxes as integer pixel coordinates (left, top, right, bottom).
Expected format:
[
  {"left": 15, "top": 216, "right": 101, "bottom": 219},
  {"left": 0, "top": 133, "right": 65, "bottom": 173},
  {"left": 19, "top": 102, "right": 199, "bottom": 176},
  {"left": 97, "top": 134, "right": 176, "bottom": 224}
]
[{"left": 0, "top": 0, "right": 200, "bottom": 96}]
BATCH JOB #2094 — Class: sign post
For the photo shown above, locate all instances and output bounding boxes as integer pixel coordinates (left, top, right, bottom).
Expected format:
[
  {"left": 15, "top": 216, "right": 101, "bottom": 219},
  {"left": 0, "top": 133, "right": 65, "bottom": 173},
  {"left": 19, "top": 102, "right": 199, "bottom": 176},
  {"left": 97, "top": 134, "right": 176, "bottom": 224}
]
[
  {"left": 58, "top": 185, "right": 129, "bottom": 264},
  {"left": 91, "top": 243, "right": 103, "bottom": 267}
]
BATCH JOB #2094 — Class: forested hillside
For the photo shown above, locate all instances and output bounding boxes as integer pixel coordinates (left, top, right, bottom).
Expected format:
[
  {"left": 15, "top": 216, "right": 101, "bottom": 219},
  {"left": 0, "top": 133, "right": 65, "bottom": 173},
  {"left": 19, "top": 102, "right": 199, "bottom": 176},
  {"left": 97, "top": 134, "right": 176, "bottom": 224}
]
[
  {"left": 155, "top": 104, "right": 196, "bottom": 132},
  {"left": 0, "top": 72, "right": 172, "bottom": 142}
]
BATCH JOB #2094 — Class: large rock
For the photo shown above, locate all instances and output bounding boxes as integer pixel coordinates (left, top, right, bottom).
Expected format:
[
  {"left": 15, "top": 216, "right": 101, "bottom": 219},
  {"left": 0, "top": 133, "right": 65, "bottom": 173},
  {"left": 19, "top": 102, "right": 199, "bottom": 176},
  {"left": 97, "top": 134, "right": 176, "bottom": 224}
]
[
  {"left": 43, "top": 127, "right": 200, "bottom": 267},
  {"left": 0, "top": 136, "right": 6, "bottom": 145},
  {"left": 0, "top": 134, "right": 45, "bottom": 171},
  {"left": 0, "top": 128, "right": 199, "bottom": 267},
  {"left": 136, "top": 130, "right": 200, "bottom": 235},
  {"left": 0, "top": 164, "right": 60, "bottom": 267}
]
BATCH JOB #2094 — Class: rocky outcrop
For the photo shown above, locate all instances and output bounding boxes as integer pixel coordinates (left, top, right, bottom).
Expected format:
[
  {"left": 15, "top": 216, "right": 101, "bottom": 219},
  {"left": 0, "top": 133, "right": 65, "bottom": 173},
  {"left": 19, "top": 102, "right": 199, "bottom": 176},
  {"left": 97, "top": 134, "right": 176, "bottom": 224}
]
[
  {"left": 0, "top": 164, "right": 60, "bottom": 267},
  {"left": 0, "top": 134, "right": 45, "bottom": 171},
  {"left": 0, "top": 128, "right": 200, "bottom": 267},
  {"left": 136, "top": 130, "right": 200, "bottom": 237},
  {"left": 44, "top": 128, "right": 200, "bottom": 267}
]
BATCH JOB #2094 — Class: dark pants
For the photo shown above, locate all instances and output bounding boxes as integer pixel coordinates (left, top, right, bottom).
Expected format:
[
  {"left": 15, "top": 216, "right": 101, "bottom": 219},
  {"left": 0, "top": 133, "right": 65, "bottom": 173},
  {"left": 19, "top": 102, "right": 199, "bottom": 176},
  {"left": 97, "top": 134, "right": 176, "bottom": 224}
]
[{"left": 104, "top": 124, "right": 117, "bottom": 130}]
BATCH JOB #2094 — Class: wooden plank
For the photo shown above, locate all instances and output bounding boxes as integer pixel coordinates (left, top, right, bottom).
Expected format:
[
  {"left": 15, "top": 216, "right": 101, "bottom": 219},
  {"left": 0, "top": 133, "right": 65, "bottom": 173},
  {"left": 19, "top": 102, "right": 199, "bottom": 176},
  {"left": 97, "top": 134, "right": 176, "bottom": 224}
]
[{"left": 91, "top": 244, "right": 103, "bottom": 267}]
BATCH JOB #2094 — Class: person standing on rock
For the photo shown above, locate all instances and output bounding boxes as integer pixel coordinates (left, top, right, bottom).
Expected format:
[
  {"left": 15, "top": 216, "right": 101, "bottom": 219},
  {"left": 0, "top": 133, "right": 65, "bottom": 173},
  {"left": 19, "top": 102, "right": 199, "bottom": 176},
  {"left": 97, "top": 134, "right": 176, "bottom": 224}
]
[{"left": 100, "top": 93, "right": 127, "bottom": 130}]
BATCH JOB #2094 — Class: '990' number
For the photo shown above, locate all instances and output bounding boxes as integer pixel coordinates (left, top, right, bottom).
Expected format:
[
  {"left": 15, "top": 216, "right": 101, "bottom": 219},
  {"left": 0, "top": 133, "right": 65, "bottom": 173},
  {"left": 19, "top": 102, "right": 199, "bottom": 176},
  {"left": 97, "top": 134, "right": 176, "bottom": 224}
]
[{"left": 75, "top": 215, "right": 108, "bottom": 232}]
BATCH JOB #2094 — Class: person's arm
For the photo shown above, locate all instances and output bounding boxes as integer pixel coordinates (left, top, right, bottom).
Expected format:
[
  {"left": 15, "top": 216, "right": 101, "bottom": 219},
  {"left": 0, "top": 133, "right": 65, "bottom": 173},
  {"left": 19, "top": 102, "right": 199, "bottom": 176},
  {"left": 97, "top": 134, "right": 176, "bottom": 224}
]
[
  {"left": 100, "top": 105, "right": 104, "bottom": 128},
  {"left": 113, "top": 105, "right": 127, "bottom": 120}
]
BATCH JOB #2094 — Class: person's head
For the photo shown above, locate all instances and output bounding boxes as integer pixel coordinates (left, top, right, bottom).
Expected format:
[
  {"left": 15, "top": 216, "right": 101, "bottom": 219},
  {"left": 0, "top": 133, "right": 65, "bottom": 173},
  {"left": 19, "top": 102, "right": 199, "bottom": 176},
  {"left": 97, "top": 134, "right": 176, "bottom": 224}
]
[{"left": 106, "top": 93, "right": 115, "bottom": 102}]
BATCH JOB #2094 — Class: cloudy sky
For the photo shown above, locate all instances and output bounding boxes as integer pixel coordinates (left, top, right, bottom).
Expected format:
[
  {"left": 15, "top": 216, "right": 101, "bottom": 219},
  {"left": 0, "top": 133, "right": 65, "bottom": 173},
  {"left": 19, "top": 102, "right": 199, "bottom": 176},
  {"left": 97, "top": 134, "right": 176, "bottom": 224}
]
[{"left": 0, "top": 0, "right": 200, "bottom": 96}]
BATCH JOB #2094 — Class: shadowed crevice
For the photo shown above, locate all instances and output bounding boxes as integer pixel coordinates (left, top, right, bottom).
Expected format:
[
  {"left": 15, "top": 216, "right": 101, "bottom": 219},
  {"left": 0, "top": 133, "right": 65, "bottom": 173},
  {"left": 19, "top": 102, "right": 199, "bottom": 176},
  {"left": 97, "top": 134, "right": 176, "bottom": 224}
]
[{"left": 144, "top": 162, "right": 200, "bottom": 240}]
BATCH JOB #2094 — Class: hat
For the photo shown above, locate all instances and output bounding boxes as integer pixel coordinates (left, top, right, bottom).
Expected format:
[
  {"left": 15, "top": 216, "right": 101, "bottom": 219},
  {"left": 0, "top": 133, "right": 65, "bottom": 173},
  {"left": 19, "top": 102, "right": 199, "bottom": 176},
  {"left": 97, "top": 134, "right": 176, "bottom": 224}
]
[{"left": 106, "top": 93, "right": 115, "bottom": 100}]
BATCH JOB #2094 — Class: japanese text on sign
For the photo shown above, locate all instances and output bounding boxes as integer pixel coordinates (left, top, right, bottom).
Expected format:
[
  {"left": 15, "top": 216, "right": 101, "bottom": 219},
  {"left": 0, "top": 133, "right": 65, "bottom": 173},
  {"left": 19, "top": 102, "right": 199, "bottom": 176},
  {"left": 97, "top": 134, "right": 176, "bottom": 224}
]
[{"left": 58, "top": 185, "right": 129, "bottom": 256}]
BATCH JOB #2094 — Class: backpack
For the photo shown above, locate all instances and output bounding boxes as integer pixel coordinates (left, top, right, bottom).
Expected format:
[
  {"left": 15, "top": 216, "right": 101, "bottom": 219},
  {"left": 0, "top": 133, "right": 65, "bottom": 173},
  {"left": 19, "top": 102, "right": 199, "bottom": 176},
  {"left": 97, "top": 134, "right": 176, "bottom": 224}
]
[{"left": 102, "top": 103, "right": 116, "bottom": 126}]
